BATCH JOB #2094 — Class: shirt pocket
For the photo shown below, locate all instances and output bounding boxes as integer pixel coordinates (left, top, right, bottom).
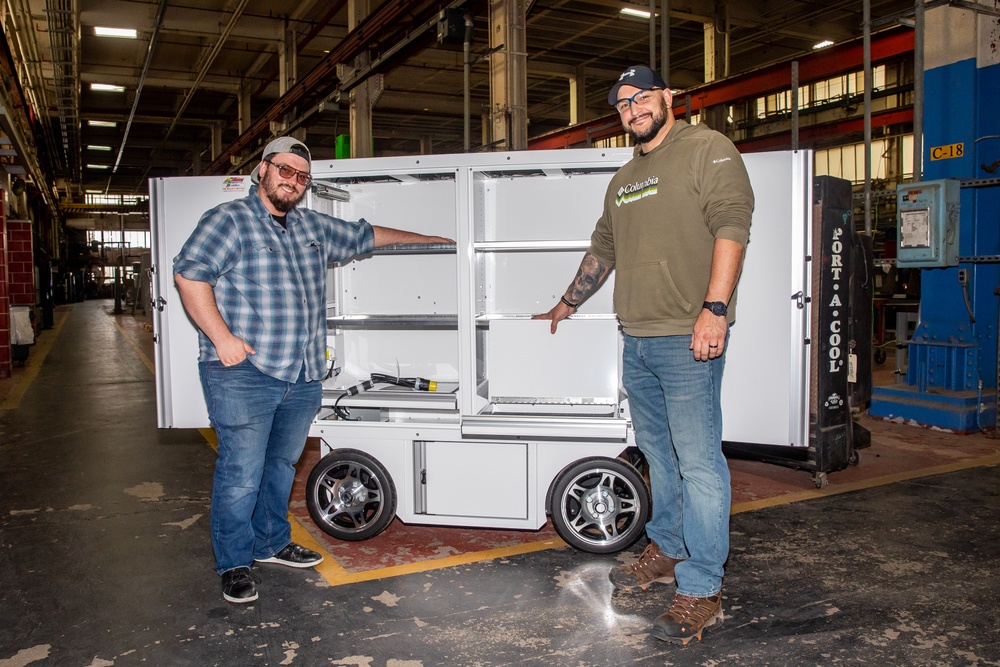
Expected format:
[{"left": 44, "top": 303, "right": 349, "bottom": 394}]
[
  {"left": 298, "top": 239, "right": 326, "bottom": 282},
  {"left": 241, "top": 241, "right": 280, "bottom": 286}
]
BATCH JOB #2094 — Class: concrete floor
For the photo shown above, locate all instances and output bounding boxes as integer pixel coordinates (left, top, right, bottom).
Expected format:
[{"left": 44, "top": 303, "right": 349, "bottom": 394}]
[{"left": 1, "top": 301, "right": 998, "bottom": 666}]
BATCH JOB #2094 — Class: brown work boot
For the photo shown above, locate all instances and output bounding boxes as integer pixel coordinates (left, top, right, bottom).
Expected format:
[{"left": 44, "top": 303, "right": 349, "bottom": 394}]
[
  {"left": 608, "top": 541, "right": 682, "bottom": 591},
  {"left": 651, "top": 592, "right": 724, "bottom": 644}
]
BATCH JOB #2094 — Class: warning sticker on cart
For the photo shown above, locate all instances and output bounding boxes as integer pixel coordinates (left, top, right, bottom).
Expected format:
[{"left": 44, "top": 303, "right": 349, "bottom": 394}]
[{"left": 222, "top": 176, "right": 248, "bottom": 192}]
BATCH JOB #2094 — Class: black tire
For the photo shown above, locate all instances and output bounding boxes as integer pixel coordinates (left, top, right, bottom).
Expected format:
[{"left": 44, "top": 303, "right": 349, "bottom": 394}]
[
  {"left": 306, "top": 449, "right": 397, "bottom": 541},
  {"left": 874, "top": 348, "right": 887, "bottom": 365},
  {"left": 548, "top": 456, "right": 649, "bottom": 554}
]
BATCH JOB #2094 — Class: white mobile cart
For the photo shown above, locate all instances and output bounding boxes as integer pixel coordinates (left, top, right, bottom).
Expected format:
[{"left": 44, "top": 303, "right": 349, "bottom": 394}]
[{"left": 152, "top": 148, "right": 826, "bottom": 554}]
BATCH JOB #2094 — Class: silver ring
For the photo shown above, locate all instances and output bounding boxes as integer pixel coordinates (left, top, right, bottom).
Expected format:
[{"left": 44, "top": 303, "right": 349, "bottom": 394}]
[{"left": 709, "top": 345, "right": 718, "bottom": 348}]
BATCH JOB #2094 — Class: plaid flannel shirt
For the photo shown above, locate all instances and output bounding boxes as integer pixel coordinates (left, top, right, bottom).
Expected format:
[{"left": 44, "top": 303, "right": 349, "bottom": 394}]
[{"left": 173, "top": 185, "right": 374, "bottom": 382}]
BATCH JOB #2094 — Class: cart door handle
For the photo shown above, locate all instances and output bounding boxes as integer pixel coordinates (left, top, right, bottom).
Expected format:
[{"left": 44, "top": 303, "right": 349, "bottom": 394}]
[
  {"left": 791, "top": 291, "right": 810, "bottom": 310},
  {"left": 156, "top": 296, "right": 167, "bottom": 312}
]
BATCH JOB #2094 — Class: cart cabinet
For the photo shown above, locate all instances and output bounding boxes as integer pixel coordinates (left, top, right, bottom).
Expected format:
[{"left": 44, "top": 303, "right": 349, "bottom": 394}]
[{"left": 151, "top": 148, "right": 852, "bottom": 553}]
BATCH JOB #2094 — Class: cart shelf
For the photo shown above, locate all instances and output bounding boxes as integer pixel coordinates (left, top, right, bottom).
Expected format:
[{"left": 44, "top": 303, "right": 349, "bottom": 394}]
[{"left": 327, "top": 314, "right": 458, "bottom": 328}]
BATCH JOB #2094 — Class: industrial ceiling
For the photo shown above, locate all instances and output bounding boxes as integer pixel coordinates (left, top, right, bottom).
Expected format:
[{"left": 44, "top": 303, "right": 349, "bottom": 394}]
[{"left": 3, "top": 0, "right": 917, "bottom": 203}]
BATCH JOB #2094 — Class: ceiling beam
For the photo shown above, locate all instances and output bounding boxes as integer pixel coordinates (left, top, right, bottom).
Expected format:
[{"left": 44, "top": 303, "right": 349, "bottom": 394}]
[
  {"left": 734, "top": 108, "right": 914, "bottom": 153},
  {"left": 528, "top": 25, "right": 914, "bottom": 150},
  {"left": 204, "top": 0, "right": 451, "bottom": 176}
]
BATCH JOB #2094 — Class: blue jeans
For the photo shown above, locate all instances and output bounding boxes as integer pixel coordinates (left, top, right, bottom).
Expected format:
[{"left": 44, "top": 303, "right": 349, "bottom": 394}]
[
  {"left": 199, "top": 360, "right": 321, "bottom": 574},
  {"left": 622, "top": 333, "right": 731, "bottom": 598}
]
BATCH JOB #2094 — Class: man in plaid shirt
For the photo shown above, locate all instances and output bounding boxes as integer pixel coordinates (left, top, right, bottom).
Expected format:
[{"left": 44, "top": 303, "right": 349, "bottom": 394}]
[{"left": 174, "top": 137, "right": 451, "bottom": 604}]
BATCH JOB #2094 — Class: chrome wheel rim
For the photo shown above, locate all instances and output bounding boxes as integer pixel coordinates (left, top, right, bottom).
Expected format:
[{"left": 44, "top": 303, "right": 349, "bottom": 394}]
[
  {"left": 314, "top": 461, "right": 386, "bottom": 534},
  {"left": 558, "top": 467, "right": 643, "bottom": 548}
]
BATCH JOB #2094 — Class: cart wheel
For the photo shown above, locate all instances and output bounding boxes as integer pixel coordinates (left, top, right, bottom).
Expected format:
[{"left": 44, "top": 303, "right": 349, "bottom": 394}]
[
  {"left": 306, "top": 449, "right": 397, "bottom": 541},
  {"left": 812, "top": 471, "right": 828, "bottom": 489},
  {"left": 874, "top": 348, "right": 887, "bottom": 365},
  {"left": 549, "top": 457, "right": 649, "bottom": 554},
  {"left": 848, "top": 450, "right": 861, "bottom": 466},
  {"left": 623, "top": 446, "right": 646, "bottom": 473}
]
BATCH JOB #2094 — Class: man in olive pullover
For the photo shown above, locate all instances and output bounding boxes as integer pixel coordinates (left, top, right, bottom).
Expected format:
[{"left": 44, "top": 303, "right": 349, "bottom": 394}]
[{"left": 535, "top": 65, "right": 753, "bottom": 644}]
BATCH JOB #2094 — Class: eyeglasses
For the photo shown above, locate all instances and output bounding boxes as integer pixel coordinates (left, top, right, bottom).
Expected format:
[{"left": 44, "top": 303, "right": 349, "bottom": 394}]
[
  {"left": 614, "top": 88, "right": 662, "bottom": 114},
  {"left": 264, "top": 159, "right": 312, "bottom": 186}
]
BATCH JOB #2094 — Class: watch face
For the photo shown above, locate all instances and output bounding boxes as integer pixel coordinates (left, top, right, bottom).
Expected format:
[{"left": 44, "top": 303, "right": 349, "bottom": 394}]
[{"left": 704, "top": 301, "right": 727, "bottom": 316}]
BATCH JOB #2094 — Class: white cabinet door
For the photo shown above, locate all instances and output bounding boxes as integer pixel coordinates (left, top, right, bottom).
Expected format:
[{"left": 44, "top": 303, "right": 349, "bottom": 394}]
[
  {"left": 423, "top": 441, "right": 528, "bottom": 519},
  {"left": 150, "top": 175, "right": 251, "bottom": 428},
  {"left": 720, "top": 151, "right": 812, "bottom": 447}
]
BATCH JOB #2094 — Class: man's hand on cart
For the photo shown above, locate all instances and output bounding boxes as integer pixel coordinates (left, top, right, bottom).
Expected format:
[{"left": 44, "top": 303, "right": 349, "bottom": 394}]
[
  {"left": 534, "top": 252, "right": 611, "bottom": 334},
  {"left": 532, "top": 299, "right": 576, "bottom": 334}
]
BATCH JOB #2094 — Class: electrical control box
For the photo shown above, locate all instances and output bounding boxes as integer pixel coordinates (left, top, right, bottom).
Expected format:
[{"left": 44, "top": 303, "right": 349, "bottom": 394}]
[{"left": 896, "top": 179, "right": 960, "bottom": 268}]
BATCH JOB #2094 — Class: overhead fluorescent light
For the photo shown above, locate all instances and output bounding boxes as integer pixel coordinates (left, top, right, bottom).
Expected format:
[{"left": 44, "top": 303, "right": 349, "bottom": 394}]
[
  {"left": 813, "top": 40, "right": 834, "bottom": 49},
  {"left": 85, "top": 189, "right": 104, "bottom": 194},
  {"left": 86, "top": 164, "right": 110, "bottom": 170},
  {"left": 95, "top": 26, "right": 137, "bottom": 39},
  {"left": 87, "top": 145, "right": 113, "bottom": 151},
  {"left": 87, "top": 120, "right": 118, "bottom": 127},
  {"left": 91, "top": 83, "right": 126, "bottom": 92},
  {"left": 620, "top": 7, "right": 654, "bottom": 19}
]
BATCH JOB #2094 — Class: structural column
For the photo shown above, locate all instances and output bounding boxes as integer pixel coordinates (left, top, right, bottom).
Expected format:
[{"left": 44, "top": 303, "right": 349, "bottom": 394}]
[
  {"left": 701, "top": 0, "right": 729, "bottom": 131},
  {"left": 348, "top": 0, "right": 375, "bottom": 158},
  {"left": 569, "top": 66, "right": 586, "bottom": 126},
  {"left": 488, "top": 0, "right": 528, "bottom": 150},
  {"left": 279, "top": 18, "right": 298, "bottom": 96}
]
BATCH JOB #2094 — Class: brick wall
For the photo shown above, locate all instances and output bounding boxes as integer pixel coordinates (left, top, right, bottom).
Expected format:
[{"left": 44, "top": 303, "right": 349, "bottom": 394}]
[
  {"left": 5, "top": 219, "right": 33, "bottom": 306},
  {"left": 0, "top": 188, "right": 9, "bottom": 378}
]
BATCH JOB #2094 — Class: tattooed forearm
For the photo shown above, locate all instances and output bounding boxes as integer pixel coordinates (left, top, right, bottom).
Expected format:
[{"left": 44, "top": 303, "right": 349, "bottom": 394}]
[{"left": 566, "top": 253, "right": 610, "bottom": 304}]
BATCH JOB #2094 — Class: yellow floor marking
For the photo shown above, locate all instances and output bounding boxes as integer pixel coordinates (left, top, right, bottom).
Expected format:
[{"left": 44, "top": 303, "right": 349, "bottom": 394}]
[
  {"left": 289, "top": 518, "right": 353, "bottom": 583},
  {"left": 323, "top": 537, "right": 568, "bottom": 586},
  {"left": 109, "top": 314, "right": 155, "bottom": 375},
  {"left": 1, "top": 305, "right": 70, "bottom": 410},
  {"left": 290, "top": 514, "right": 567, "bottom": 587},
  {"left": 732, "top": 452, "right": 1000, "bottom": 515},
  {"left": 199, "top": 428, "right": 219, "bottom": 451}
]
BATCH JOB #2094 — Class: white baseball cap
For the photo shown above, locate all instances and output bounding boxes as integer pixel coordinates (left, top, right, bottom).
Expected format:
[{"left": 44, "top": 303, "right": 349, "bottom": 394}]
[{"left": 250, "top": 136, "right": 311, "bottom": 184}]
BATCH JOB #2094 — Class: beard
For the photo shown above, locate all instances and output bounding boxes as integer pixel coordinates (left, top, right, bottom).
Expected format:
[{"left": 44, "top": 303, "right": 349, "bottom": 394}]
[
  {"left": 260, "top": 169, "right": 306, "bottom": 213},
  {"left": 626, "top": 96, "right": 669, "bottom": 145}
]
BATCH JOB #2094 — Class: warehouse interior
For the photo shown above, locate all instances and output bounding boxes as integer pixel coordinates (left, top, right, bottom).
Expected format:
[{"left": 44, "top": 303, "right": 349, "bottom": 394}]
[{"left": 2, "top": 0, "right": 1000, "bottom": 665}]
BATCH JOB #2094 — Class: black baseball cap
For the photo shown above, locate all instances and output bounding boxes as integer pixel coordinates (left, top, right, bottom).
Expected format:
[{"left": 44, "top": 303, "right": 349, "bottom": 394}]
[{"left": 608, "top": 65, "right": 667, "bottom": 106}]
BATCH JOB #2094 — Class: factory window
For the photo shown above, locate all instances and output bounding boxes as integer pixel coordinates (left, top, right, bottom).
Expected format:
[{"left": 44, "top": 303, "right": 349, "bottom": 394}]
[
  {"left": 594, "top": 134, "right": 633, "bottom": 149},
  {"left": 755, "top": 65, "right": 885, "bottom": 118},
  {"left": 87, "top": 229, "right": 151, "bottom": 251},
  {"left": 84, "top": 192, "right": 148, "bottom": 207},
  {"left": 814, "top": 134, "right": 913, "bottom": 183},
  {"left": 756, "top": 86, "right": 811, "bottom": 119}
]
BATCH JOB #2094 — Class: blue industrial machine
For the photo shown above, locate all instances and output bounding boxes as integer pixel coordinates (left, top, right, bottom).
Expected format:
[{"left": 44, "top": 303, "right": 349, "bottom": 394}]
[{"left": 869, "top": 7, "right": 1000, "bottom": 433}]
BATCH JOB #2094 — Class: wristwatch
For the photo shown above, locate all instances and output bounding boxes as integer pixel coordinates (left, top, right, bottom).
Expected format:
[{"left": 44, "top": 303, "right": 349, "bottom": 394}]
[{"left": 703, "top": 301, "right": 728, "bottom": 317}]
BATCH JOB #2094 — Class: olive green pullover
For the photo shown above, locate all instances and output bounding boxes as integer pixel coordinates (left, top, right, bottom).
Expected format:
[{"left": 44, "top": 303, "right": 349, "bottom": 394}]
[{"left": 588, "top": 120, "right": 754, "bottom": 337}]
